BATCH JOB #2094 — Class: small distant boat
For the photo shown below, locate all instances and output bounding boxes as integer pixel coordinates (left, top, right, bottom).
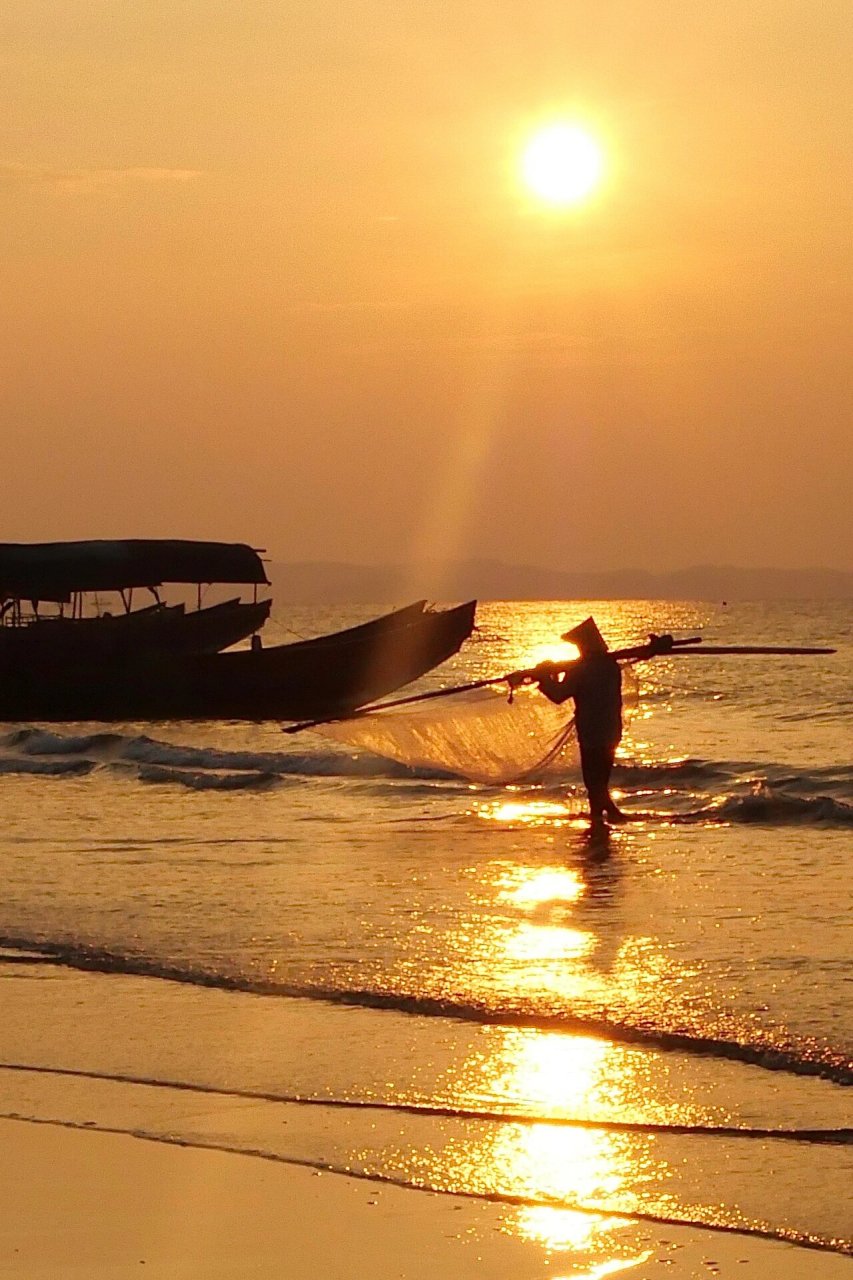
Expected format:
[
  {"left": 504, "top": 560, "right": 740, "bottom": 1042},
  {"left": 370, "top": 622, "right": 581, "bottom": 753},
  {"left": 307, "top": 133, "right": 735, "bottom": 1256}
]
[
  {"left": 0, "top": 539, "right": 271, "bottom": 662},
  {"left": 0, "top": 593, "right": 477, "bottom": 722}
]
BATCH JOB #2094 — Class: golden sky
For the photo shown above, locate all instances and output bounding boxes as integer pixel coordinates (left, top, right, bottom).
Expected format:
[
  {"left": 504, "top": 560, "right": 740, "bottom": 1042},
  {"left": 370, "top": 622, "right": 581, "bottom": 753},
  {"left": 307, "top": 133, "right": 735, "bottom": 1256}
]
[{"left": 2, "top": 1, "right": 850, "bottom": 570}]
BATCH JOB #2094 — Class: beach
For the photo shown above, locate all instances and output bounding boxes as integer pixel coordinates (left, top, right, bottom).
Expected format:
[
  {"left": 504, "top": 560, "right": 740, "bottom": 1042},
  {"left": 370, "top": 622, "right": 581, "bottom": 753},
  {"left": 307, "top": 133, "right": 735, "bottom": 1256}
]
[{"left": 0, "top": 601, "right": 850, "bottom": 1276}]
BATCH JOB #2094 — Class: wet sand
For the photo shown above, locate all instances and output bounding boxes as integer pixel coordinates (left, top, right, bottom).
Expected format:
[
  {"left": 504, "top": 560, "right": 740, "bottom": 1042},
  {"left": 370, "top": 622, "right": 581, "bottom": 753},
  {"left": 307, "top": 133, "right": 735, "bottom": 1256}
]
[{"left": 1, "top": 1117, "right": 849, "bottom": 1279}]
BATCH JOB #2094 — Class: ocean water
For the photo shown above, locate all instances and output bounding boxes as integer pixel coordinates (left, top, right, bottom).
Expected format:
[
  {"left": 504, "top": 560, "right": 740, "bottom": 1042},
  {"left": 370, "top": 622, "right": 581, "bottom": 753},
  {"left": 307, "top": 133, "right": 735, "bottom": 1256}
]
[{"left": 0, "top": 600, "right": 850, "bottom": 1267}]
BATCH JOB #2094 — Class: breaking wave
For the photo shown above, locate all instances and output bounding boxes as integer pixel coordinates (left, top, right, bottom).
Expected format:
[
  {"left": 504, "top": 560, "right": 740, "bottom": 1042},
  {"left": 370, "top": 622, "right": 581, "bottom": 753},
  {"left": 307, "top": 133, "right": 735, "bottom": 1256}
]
[
  {"left": 136, "top": 765, "right": 281, "bottom": 791},
  {"left": 1, "top": 726, "right": 451, "bottom": 780},
  {"left": 1, "top": 728, "right": 850, "bottom": 816},
  {"left": 615, "top": 758, "right": 853, "bottom": 791},
  {"left": 2, "top": 1111, "right": 849, "bottom": 1256},
  {"left": 0, "top": 1060, "right": 849, "bottom": 1143},
  {"left": 1, "top": 728, "right": 124, "bottom": 755},
  {"left": 692, "top": 789, "right": 853, "bottom": 826},
  {"left": 0, "top": 756, "right": 94, "bottom": 776},
  {"left": 614, "top": 788, "right": 853, "bottom": 828},
  {"left": 1, "top": 938, "right": 850, "bottom": 1086}
]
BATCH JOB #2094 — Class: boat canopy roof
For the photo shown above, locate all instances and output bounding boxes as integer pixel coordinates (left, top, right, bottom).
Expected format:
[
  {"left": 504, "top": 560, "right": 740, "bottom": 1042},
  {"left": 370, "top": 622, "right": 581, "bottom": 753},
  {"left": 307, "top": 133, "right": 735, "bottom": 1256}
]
[{"left": 0, "top": 540, "right": 269, "bottom": 602}]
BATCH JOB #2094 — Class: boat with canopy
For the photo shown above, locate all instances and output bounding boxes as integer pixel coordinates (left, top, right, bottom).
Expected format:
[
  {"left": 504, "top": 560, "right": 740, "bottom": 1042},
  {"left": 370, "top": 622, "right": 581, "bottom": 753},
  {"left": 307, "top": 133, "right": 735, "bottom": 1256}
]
[{"left": 0, "top": 539, "right": 271, "bottom": 660}]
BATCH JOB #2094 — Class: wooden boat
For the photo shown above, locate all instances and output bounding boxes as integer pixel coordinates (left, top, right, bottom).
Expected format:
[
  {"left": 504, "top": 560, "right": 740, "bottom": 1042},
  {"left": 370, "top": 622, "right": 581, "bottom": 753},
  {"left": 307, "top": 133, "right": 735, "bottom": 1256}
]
[
  {"left": 0, "top": 599, "right": 477, "bottom": 722},
  {"left": 0, "top": 539, "right": 271, "bottom": 660},
  {"left": 163, "top": 598, "right": 272, "bottom": 655},
  {"left": 0, "top": 598, "right": 273, "bottom": 662}
]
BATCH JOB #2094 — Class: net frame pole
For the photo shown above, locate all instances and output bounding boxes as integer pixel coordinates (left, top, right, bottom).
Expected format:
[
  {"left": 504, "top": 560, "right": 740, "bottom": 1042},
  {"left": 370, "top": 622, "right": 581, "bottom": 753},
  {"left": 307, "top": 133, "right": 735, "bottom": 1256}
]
[
  {"left": 281, "top": 638, "right": 835, "bottom": 735},
  {"left": 281, "top": 637, "right": 704, "bottom": 734}
]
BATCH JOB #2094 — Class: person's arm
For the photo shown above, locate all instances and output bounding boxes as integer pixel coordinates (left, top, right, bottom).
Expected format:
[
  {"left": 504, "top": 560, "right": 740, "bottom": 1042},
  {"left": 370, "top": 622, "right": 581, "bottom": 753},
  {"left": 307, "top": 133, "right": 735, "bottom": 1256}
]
[
  {"left": 611, "top": 633, "right": 675, "bottom": 662},
  {"left": 535, "top": 661, "right": 578, "bottom": 705}
]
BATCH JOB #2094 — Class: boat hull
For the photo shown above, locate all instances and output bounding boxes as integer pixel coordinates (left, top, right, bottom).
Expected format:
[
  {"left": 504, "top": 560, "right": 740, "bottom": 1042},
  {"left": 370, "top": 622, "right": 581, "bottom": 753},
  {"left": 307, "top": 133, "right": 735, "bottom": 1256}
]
[
  {"left": 0, "top": 599, "right": 271, "bottom": 663},
  {"left": 0, "top": 601, "right": 476, "bottom": 722}
]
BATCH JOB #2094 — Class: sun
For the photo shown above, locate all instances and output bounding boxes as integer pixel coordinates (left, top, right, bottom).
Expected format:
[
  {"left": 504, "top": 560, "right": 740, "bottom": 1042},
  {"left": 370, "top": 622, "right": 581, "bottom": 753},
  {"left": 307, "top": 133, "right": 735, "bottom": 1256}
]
[{"left": 521, "top": 123, "right": 604, "bottom": 205}]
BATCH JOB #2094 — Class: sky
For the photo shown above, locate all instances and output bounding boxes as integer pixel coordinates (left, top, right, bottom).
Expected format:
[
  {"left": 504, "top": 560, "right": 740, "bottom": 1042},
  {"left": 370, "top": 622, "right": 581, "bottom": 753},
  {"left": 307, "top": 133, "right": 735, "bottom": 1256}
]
[{"left": 1, "top": 1, "right": 850, "bottom": 573}]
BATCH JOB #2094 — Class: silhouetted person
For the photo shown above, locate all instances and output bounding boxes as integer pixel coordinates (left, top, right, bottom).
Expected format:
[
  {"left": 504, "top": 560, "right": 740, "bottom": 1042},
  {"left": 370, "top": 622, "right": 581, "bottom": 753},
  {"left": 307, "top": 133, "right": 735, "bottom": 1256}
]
[
  {"left": 531, "top": 619, "right": 675, "bottom": 824},
  {"left": 533, "top": 617, "right": 625, "bottom": 824}
]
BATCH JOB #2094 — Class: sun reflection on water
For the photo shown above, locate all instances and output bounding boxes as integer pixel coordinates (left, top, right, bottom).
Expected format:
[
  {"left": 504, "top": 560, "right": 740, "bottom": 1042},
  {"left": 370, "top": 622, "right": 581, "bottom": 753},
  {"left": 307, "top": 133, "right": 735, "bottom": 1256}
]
[
  {"left": 488, "top": 1029, "right": 612, "bottom": 1111},
  {"left": 552, "top": 1255, "right": 655, "bottom": 1279},
  {"left": 408, "top": 1029, "right": 672, "bottom": 1261},
  {"left": 450, "top": 843, "right": 695, "bottom": 1018},
  {"left": 479, "top": 798, "right": 573, "bottom": 826},
  {"left": 506, "top": 922, "right": 594, "bottom": 964},
  {"left": 392, "top": 836, "right": 713, "bottom": 1264},
  {"left": 499, "top": 865, "right": 586, "bottom": 905}
]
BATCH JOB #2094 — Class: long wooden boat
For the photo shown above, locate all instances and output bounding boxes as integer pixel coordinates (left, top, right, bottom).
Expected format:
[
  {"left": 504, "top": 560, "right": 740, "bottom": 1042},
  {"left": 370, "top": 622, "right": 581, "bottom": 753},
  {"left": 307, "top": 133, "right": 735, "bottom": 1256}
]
[{"left": 0, "top": 600, "right": 477, "bottom": 722}]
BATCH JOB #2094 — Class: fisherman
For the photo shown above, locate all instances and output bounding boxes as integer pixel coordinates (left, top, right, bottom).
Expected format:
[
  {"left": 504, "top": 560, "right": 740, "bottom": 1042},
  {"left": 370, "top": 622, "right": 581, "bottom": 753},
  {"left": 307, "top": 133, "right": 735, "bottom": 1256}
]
[{"left": 529, "top": 618, "right": 671, "bottom": 825}]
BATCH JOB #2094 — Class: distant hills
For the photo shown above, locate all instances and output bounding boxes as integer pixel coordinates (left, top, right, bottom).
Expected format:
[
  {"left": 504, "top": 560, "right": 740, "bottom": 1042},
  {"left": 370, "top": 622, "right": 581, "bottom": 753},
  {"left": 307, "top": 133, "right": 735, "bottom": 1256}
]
[{"left": 266, "top": 559, "right": 853, "bottom": 603}]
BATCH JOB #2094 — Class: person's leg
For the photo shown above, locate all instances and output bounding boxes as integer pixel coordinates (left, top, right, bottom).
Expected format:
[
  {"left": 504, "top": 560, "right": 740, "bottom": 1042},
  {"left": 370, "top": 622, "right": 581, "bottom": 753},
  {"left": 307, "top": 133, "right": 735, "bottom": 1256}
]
[
  {"left": 602, "top": 752, "right": 627, "bottom": 821},
  {"left": 580, "top": 742, "right": 609, "bottom": 820},
  {"left": 581, "top": 742, "right": 625, "bottom": 822}
]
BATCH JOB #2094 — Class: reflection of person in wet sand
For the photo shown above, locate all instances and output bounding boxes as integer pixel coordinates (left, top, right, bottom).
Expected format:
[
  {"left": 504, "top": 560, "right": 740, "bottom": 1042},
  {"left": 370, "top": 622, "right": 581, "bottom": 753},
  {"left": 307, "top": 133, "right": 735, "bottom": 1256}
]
[{"left": 532, "top": 618, "right": 671, "bottom": 826}]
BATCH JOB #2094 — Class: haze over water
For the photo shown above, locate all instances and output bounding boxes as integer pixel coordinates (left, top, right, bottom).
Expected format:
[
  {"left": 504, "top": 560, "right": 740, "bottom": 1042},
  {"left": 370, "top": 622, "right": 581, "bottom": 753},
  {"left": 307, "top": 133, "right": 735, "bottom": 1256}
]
[
  {"left": 3, "top": 3, "right": 850, "bottom": 575},
  {"left": 0, "top": 599, "right": 850, "bottom": 1270}
]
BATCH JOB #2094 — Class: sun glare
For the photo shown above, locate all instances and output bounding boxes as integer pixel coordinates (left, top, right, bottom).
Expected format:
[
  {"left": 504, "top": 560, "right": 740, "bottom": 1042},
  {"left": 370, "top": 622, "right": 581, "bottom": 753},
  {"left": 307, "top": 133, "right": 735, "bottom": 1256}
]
[{"left": 521, "top": 123, "right": 604, "bottom": 205}]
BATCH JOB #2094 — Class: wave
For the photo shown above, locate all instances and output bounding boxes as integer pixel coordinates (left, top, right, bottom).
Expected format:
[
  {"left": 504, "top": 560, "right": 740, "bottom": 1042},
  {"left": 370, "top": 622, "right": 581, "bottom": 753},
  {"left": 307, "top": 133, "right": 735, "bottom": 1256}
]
[
  {"left": 124, "top": 739, "right": 455, "bottom": 782},
  {"left": 683, "top": 789, "right": 853, "bottom": 827},
  {"left": 616, "top": 757, "right": 853, "bottom": 791},
  {"left": 2, "top": 726, "right": 451, "bottom": 780},
  {"left": 2, "top": 728, "right": 124, "bottom": 755},
  {"left": 136, "top": 765, "right": 281, "bottom": 791},
  {"left": 615, "top": 758, "right": 737, "bottom": 784},
  {"left": 609, "top": 789, "right": 853, "bottom": 828},
  {"left": 2, "top": 1111, "right": 850, "bottom": 1256},
  {"left": 124, "top": 736, "right": 317, "bottom": 772},
  {"left": 1, "top": 939, "right": 850, "bottom": 1085},
  {"left": 267, "top": 986, "right": 853, "bottom": 1085},
  {"left": 2, "top": 729, "right": 850, "bottom": 817},
  {"left": 0, "top": 756, "right": 94, "bottom": 776},
  {"left": 0, "top": 1060, "right": 848, "bottom": 1145}
]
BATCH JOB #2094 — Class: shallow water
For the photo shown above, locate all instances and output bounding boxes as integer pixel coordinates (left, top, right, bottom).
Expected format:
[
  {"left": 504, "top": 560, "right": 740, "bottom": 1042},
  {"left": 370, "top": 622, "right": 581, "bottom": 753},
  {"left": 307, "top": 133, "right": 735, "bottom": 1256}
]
[{"left": 0, "top": 600, "right": 850, "bottom": 1264}]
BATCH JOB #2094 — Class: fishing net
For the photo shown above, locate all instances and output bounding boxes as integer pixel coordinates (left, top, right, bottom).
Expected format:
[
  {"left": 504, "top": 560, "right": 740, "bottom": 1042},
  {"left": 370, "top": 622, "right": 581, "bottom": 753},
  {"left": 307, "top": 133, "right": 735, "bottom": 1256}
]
[
  {"left": 318, "top": 685, "right": 573, "bottom": 784},
  {"left": 320, "top": 664, "right": 640, "bottom": 786}
]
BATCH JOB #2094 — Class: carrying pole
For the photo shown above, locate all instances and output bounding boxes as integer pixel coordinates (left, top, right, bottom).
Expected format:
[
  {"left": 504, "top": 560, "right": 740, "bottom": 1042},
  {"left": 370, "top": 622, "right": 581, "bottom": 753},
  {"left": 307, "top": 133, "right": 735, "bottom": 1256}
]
[
  {"left": 645, "top": 645, "right": 836, "bottom": 656},
  {"left": 281, "top": 634, "right": 705, "bottom": 735},
  {"left": 282, "top": 636, "right": 836, "bottom": 736}
]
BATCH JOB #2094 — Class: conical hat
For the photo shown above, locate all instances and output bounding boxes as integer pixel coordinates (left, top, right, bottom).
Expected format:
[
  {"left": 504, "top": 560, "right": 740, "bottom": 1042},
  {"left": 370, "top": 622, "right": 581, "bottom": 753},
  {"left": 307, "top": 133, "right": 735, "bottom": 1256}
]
[{"left": 560, "top": 616, "right": 609, "bottom": 652}]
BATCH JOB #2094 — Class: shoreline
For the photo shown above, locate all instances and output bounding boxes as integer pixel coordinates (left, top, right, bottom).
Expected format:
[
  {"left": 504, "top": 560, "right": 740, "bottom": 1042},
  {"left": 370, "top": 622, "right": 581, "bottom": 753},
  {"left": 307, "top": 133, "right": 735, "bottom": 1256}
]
[{"left": 2, "top": 1116, "right": 851, "bottom": 1279}]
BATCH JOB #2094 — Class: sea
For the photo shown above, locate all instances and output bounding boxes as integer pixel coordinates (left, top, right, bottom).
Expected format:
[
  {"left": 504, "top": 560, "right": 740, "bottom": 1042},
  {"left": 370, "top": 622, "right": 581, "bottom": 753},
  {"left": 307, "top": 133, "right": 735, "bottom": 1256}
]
[{"left": 0, "top": 600, "right": 850, "bottom": 1266}]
